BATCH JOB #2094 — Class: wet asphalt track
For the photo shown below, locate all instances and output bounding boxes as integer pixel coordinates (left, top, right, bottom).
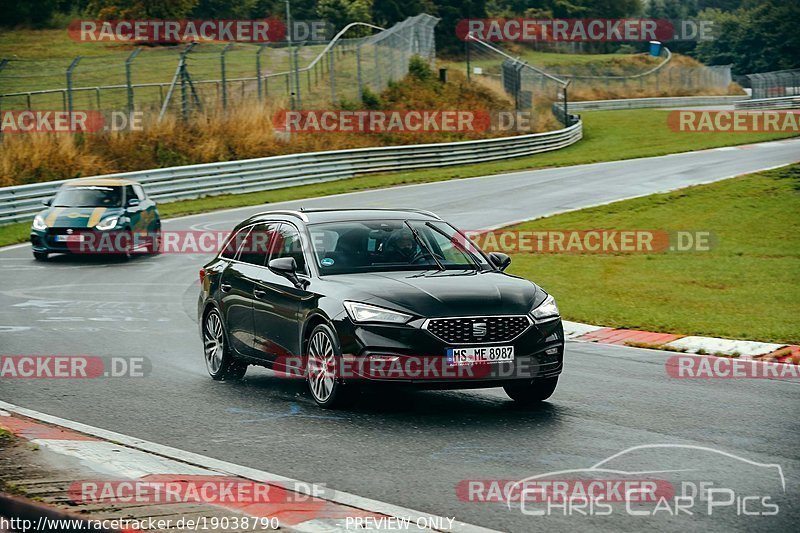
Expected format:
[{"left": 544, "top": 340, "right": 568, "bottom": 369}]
[{"left": 1, "top": 139, "right": 799, "bottom": 532}]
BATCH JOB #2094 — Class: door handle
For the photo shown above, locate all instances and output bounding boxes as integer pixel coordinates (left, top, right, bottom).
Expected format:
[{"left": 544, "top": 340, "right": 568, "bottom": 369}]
[
  {"left": 220, "top": 283, "right": 232, "bottom": 293},
  {"left": 254, "top": 289, "right": 267, "bottom": 299}
]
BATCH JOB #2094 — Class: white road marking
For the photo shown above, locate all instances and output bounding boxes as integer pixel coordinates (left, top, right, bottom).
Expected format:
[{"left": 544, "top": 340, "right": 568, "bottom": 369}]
[
  {"left": 0, "top": 400, "right": 499, "bottom": 533},
  {"left": 663, "top": 336, "right": 785, "bottom": 357},
  {"left": 30, "top": 439, "right": 216, "bottom": 478}
]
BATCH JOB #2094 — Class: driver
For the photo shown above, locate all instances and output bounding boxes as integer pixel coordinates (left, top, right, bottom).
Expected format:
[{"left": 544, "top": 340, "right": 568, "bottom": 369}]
[{"left": 383, "top": 228, "right": 418, "bottom": 262}]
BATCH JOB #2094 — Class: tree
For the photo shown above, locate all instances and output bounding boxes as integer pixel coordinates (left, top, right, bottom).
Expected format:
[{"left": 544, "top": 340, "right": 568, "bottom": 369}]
[
  {"left": 694, "top": 0, "right": 800, "bottom": 74},
  {"left": 85, "top": 0, "right": 199, "bottom": 19},
  {"left": 316, "top": 0, "right": 373, "bottom": 33}
]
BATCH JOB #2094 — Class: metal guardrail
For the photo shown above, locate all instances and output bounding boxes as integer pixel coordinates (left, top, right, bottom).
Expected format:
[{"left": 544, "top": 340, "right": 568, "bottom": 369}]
[
  {"left": 0, "top": 121, "right": 583, "bottom": 225},
  {"left": 734, "top": 96, "right": 800, "bottom": 110},
  {"left": 553, "top": 95, "right": 747, "bottom": 112}
]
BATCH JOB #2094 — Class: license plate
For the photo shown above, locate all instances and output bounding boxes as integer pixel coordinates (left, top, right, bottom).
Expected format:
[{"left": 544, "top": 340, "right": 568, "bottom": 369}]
[
  {"left": 55, "top": 235, "right": 84, "bottom": 242},
  {"left": 446, "top": 346, "right": 514, "bottom": 366}
]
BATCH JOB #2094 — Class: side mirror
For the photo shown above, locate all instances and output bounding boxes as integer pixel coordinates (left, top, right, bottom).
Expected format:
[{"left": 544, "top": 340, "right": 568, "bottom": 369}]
[
  {"left": 42, "top": 198, "right": 52, "bottom": 206},
  {"left": 127, "top": 198, "right": 140, "bottom": 207},
  {"left": 268, "top": 257, "right": 308, "bottom": 289},
  {"left": 489, "top": 252, "right": 511, "bottom": 271}
]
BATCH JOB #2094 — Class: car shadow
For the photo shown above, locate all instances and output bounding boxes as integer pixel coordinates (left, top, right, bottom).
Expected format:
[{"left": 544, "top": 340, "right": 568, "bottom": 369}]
[
  {"left": 234, "top": 369, "right": 564, "bottom": 425},
  {"left": 35, "top": 253, "right": 152, "bottom": 265}
]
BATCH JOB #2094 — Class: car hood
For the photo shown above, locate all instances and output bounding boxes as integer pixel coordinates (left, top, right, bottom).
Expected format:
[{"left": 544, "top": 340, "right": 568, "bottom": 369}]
[
  {"left": 36, "top": 206, "right": 124, "bottom": 229},
  {"left": 327, "top": 270, "right": 544, "bottom": 318}
]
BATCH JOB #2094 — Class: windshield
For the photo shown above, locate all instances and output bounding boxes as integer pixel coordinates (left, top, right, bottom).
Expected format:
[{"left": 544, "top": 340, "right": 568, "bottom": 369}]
[
  {"left": 308, "top": 219, "right": 489, "bottom": 275},
  {"left": 53, "top": 186, "right": 123, "bottom": 207}
]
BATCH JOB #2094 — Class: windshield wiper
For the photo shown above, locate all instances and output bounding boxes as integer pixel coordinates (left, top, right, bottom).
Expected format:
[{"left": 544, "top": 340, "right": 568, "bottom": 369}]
[{"left": 404, "top": 221, "right": 445, "bottom": 271}]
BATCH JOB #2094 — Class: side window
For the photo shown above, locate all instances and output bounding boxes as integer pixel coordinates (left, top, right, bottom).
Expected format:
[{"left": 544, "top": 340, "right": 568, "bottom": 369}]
[
  {"left": 270, "top": 223, "right": 308, "bottom": 275},
  {"left": 238, "top": 223, "right": 279, "bottom": 266},
  {"left": 133, "top": 184, "right": 146, "bottom": 201},
  {"left": 221, "top": 226, "right": 252, "bottom": 259}
]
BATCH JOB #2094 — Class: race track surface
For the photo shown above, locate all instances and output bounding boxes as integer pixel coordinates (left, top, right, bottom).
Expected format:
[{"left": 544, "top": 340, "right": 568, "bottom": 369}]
[{"left": 2, "top": 139, "right": 798, "bottom": 532}]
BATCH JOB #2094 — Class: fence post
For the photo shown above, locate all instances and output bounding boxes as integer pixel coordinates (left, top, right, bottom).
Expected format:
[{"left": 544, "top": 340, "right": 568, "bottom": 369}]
[
  {"left": 329, "top": 48, "right": 336, "bottom": 104},
  {"left": 356, "top": 44, "right": 363, "bottom": 101},
  {"left": 294, "top": 47, "right": 302, "bottom": 108},
  {"left": 256, "top": 45, "right": 267, "bottom": 101},
  {"left": 465, "top": 36, "right": 471, "bottom": 81},
  {"left": 178, "top": 43, "right": 196, "bottom": 121},
  {"left": 125, "top": 48, "right": 140, "bottom": 116},
  {"left": 374, "top": 45, "right": 381, "bottom": 89},
  {"left": 221, "top": 43, "right": 233, "bottom": 111},
  {"left": 66, "top": 56, "right": 82, "bottom": 118}
]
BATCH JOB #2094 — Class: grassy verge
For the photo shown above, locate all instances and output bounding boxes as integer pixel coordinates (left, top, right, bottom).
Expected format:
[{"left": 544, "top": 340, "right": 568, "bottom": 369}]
[
  {"left": 506, "top": 164, "right": 800, "bottom": 344},
  {"left": 1, "top": 108, "right": 796, "bottom": 247}
]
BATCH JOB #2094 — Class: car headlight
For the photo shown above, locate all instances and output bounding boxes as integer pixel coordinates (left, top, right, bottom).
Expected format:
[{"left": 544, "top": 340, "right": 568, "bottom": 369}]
[
  {"left": 344, "top": 301, "right": 412, "bottom": 324},
  {"left": 32, "top": 215, "right": 47, "bottom": 231},
  {"left": 531, "top": 294, "right": 559, "bottom": 321},
  {"left": 95, "top": 216, "right": 120, "bottom": 230}
]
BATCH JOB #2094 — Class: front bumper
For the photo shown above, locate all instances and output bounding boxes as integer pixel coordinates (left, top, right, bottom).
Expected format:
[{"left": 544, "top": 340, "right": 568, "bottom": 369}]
[
  {"left": 332, "top": 314, "right": 564, "bottom": 389},
  {"left": 30, "top": 228, "right": 133, "bottom": 254}
]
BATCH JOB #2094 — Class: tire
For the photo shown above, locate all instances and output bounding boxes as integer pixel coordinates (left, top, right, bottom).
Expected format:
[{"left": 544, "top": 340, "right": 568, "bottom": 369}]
[
  {"left": 306, "top": 323, "right": 351, "bottom": 409},
  {"left": 147, "top": 228, "right": 162, "bottom": 255},
  {"left": 33, "top": 251, "right": 48, "bottom": 261},
  {"left": 504, "top": 377, "right": 558, "bottom": 404},
  {"left": 202, "top": 308, "right": 247, "bottom": 381}
]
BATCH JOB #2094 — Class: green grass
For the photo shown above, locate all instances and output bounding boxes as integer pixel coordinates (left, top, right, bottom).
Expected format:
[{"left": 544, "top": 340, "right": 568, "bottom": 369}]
[
  {"left": 444, "top": 49, "right": 660, "bottom": 76},
  {"left": 506, "top": 164, "right": 800, "bottom": 344},
  {"left": 0, "top": 427, "right": 13, "bottom": 445},
  {"left": 1, "top": 108, "right": 796, "bottom": 247}
]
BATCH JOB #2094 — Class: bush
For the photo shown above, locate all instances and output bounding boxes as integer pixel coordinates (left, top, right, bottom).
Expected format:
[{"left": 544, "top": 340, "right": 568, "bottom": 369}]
[{"left": 408, "top": 55, "right": 434, "bottom": 83}]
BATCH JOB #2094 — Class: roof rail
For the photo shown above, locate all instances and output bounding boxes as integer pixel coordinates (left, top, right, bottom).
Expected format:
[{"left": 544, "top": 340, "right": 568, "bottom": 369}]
[
  {"left": 251, "top": 210, "right": 309, "bottom": 222},
  {"left": 296, "top": 207, "right": 441, "bottom": 219}
]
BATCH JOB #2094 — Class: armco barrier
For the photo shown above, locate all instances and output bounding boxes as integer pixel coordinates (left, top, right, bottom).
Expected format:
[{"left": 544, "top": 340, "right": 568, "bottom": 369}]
[
  {"left": 734, "top": 96, "right": 800, "bottom": 110},
  {"left": 554, "top": 95, "right": 747, "bottom": 113},
  {"left": 0, "top": 121, "right": 582, "bottom": 225}
]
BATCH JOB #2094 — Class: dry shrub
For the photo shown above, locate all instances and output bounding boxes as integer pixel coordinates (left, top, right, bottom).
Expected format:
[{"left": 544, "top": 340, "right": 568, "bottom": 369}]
[{"left": 0, "top": 67, "right": 560, "bottom": 186}]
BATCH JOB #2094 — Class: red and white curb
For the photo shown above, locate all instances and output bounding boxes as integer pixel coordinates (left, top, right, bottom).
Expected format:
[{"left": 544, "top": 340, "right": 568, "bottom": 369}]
[
  {"left": 0, "top": 401, "right": 498, "bottom": 533},
  {"left": 563, "top": 320, "right": 799, "bottom": 364}
]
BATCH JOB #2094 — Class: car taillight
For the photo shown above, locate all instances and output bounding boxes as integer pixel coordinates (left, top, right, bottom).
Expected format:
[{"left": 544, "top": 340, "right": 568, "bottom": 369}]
[{"left": 199, "top": 268, "right": 206, "bottom": 284}]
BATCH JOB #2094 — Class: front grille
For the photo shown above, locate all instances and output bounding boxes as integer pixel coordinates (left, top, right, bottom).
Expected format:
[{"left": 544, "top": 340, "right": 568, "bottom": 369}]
[{"left": 424, "top": 315, "right": 532, "bottom": 344}]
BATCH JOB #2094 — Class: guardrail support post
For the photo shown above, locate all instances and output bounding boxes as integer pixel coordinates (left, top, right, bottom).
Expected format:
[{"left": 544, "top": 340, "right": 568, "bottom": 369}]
[
  {"left": 125, "top": 48, "right": 141, "bottom": 117},
  {"left": 66, "top": 56, "right": 82, "bottom": 118}
]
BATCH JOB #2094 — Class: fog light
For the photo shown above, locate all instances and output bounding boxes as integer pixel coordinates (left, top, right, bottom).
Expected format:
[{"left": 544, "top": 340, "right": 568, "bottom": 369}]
[{"left": 545, "top": 347, "right": 560, "bottom": 355}]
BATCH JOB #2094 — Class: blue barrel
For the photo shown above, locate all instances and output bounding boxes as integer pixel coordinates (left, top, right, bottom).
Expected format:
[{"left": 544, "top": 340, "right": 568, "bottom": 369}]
[{"left": 649, "top": 40, "right": 662, "bottom": 57}]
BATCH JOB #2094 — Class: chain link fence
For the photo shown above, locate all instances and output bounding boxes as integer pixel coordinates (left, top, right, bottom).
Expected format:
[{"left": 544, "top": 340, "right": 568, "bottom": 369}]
[
  {"left": 745, "top": 69, "right": 800, "bottom": 99},
  {"left": 462, "top": 39, "right": 734, "bottom": 105},
  {"left": 465, "top": 37, "right": 574, "bottom": 128},
  {"left": 0, "top": 14, "right": 439, "bottom": 119}
]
